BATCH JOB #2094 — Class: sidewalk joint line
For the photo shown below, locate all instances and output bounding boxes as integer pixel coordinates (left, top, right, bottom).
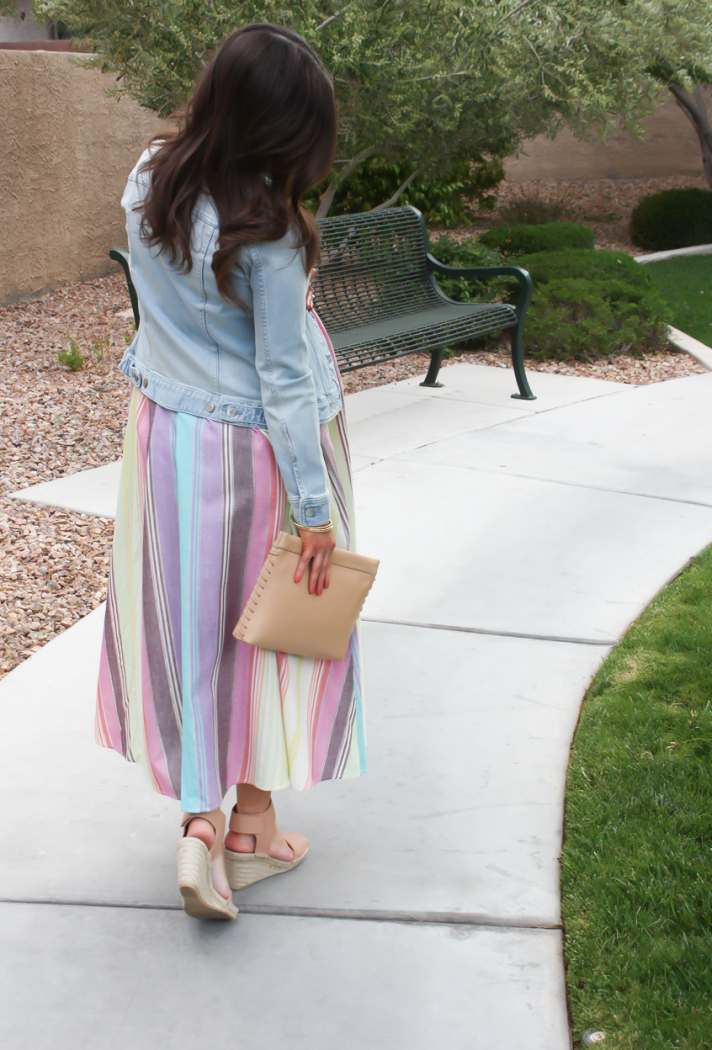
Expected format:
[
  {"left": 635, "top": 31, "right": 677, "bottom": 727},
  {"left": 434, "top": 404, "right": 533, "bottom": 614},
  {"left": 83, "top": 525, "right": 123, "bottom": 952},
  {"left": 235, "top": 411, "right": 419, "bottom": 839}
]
[
  {"left": 0, "top": 897, "right": 562, "bottom": 930},
  {"left": 393, "top": 455, "right": 712, "bottom": 510},
  {"left": 362, "top": 617, "right": 615, "bottom": 647}
]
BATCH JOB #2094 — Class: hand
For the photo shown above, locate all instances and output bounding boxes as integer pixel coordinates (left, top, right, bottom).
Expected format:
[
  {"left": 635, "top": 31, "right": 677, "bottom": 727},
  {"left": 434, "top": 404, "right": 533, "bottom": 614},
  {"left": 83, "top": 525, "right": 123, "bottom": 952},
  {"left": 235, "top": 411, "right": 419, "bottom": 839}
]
[
  {"left": 295, "top": 528, "right": 336, "bottom": 596},
  {"left": 306, "top": 268, "right": 317, "bottom": 312}
]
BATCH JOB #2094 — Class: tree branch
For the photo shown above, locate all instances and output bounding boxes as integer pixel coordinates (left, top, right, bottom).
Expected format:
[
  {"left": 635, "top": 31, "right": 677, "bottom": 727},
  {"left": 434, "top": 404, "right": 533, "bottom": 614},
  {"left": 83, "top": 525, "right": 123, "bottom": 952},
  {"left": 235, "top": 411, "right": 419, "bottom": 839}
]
[
  {"left": 315, "top": 145, "right": 377, "bottom": 219},
  {"left": 496, "top": 0, "right": 538, "bottom": 28},
  {"left": 370, "top": 167, "right": 423, "bottom": 211},
  {"left": 316, "top": 2, "right": 356, "bottom": 32},
  {"left": 669, "top": 82, "right": 712, "bottom": 189}
]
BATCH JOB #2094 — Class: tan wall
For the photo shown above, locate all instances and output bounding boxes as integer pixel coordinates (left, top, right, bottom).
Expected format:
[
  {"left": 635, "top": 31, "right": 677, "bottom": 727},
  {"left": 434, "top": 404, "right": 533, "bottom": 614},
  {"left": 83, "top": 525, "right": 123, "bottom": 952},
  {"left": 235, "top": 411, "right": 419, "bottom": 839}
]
[
  {"left": 1, "top": 51, "right": 708, "bottom": 303},
  {"left": 0, "top": 50, "right": 163, "bottom": 303},
  {"left": 505, "top": 91, "right": 706, "bottom": 181}
]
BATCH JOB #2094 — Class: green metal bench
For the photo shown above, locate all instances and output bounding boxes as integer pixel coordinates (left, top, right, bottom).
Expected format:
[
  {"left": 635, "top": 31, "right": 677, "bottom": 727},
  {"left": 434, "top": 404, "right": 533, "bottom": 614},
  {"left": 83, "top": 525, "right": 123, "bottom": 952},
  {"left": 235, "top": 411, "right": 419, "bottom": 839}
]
[{"left": 110, "top": 204, "right": 535, "bottom": 400}]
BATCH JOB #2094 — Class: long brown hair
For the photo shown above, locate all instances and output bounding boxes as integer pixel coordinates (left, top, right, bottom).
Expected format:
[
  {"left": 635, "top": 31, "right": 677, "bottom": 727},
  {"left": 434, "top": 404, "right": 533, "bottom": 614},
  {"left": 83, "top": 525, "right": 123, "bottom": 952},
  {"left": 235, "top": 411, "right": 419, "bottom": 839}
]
[{"left": 138, "top": 24, "right": 336, "bottom": 303}]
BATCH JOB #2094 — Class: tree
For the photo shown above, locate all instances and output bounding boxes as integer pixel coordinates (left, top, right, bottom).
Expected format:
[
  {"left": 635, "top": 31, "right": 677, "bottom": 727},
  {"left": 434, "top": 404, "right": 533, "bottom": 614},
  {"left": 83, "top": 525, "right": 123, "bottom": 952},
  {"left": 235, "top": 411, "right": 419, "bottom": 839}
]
[
  {"left": 633, "top": 0, "right": 712, "bottom": 189},
  {"left": 32, "top": 1, "right": 709, "bottom": 210}
]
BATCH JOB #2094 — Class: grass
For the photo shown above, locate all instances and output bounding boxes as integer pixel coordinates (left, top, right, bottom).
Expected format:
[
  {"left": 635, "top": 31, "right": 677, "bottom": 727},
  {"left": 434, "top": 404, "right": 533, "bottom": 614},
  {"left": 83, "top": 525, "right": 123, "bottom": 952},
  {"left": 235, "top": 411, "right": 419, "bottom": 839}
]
[
  {"left": 645, "top": 254, "right": 712, "bottom": 346},
  {"left": 562, "top": 545, "right": 712, "bottom": 1049}
]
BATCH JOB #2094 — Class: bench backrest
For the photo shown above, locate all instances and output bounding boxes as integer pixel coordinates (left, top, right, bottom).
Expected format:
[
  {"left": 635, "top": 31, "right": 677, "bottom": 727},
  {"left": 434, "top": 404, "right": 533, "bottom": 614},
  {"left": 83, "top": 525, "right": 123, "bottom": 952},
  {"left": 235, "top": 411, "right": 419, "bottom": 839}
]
[{"left": 313, "top": 205, "right": 440, "bottom": 333}]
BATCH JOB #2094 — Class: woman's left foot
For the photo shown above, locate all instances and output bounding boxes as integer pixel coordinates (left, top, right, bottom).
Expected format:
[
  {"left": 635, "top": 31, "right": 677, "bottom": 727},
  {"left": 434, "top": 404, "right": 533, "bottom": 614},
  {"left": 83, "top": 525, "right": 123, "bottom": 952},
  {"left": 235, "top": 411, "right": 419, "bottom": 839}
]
[
  {"left": 224, "top": 800, "right": 308, "bottom": 890},
  {"left": 177, "top": 808, "right": 237, "bottom": 920}
]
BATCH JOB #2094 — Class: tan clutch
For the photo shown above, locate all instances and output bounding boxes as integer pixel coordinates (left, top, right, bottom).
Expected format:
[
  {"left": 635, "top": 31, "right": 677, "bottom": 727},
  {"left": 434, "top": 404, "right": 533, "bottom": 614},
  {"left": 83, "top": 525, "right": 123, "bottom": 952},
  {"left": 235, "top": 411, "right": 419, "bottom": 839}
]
[{"left": 233, "top": 532, "right": 379, "bottom": 661}]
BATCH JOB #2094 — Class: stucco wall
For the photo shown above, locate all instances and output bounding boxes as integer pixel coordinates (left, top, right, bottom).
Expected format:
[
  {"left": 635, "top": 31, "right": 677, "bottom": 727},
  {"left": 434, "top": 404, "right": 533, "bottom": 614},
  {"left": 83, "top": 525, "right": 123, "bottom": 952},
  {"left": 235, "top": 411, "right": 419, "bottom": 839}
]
[
  {"left": 505, "top": 91, "right": 706, "bottom": 181},
  {"left": 0, "top": 50, "right": 163, "bottom": 303}
]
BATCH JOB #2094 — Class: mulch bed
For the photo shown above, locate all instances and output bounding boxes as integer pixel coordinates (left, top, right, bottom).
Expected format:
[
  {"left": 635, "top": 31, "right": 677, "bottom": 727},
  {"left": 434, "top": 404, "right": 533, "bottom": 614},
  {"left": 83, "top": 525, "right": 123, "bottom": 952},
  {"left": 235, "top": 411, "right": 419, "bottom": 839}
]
[
  {"left": 463, "top": 172, "right": 710, "bottom": 253},
  {"left": 1, "top": 188, "right": 710, "bottom": 682}
]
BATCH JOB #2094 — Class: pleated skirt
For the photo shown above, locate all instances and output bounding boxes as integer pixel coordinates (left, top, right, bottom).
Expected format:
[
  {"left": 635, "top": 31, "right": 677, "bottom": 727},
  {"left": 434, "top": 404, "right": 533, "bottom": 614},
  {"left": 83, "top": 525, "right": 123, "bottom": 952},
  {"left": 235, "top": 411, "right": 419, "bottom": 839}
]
[{"left": 96, "top": 384, "right": 366, "bottom": 812}]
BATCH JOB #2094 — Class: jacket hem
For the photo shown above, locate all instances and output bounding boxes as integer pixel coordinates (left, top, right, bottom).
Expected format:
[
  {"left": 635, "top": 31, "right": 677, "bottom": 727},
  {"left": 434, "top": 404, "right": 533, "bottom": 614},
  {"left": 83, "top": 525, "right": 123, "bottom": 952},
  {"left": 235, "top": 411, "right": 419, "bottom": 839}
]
[{"left": 119, "top": 351, "right": 342, "bottom": 428}]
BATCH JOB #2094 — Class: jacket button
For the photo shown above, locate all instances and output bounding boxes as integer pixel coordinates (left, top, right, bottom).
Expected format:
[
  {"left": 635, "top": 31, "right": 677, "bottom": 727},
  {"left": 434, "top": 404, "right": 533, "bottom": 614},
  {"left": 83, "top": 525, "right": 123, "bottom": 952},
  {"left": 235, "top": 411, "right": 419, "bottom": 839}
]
[
  {"left": 205, "top": 402, "right": 215, "bottom": 413},
  {"left": 305, "top": 508, "right": 315, "bottom": 517},
  {"left": 226, "top": 406, "right": 237, "bottom": 418},
  {"left": 143, "top": 378, "right": 148, "bottom": 388}
]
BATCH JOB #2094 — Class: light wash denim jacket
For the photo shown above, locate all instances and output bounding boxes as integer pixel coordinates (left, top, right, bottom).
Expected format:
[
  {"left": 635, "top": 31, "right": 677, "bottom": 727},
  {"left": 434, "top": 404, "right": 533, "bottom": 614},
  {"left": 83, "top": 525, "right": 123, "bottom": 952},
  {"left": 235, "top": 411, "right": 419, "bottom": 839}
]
[{"left": 119, "top": 150, "right": 342, "bottom": 526}]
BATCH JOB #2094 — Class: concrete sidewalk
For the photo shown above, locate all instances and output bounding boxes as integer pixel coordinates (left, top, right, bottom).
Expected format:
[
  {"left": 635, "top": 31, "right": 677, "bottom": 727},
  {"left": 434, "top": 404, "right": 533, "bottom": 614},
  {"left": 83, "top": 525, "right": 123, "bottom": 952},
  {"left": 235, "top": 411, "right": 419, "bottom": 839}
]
[{"left": 3, "top": 362, "right": 712, "bottom": 1049}]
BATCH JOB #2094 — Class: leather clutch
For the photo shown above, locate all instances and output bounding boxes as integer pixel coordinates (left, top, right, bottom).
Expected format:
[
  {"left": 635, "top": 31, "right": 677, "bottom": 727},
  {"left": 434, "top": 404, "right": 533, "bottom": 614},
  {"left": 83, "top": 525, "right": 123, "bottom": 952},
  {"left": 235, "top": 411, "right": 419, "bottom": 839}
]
[{"left": 233, "top": 532, "right": 379, "bottom": 661}]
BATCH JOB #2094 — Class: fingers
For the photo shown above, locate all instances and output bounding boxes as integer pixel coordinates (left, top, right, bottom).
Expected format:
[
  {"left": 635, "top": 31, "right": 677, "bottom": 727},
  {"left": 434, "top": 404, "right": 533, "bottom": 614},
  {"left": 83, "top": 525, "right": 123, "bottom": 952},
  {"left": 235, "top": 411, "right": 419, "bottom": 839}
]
[
  {"left": 295, "top": 531, "right": 335, "bottom": 596},
  {"left": 306, "top": 268, "right": 318, "bottom": 312},
  {"left": 309, "top": 549, "right": 329, "bottom": 596},
  {"left": 294, "top": 550, "right": 311, "bottom": 585}
]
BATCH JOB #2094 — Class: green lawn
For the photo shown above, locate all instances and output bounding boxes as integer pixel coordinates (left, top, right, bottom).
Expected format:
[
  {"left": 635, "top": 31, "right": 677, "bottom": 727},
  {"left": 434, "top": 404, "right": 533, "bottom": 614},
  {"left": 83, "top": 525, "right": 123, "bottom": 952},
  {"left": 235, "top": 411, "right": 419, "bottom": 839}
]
[
  {"left": 645, "top": 254, "right": 712, "bottom": 345},
  {"left": 562, "top": 545, "right": 712, "bottom": 1049}
]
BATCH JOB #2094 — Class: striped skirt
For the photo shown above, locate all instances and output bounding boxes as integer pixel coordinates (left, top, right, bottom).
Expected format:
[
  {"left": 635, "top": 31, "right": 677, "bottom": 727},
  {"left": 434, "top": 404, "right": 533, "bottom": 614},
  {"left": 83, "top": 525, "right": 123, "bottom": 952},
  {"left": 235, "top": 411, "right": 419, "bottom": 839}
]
[{"left": 96, "top": 386, "right": 366, "bottom": 812}]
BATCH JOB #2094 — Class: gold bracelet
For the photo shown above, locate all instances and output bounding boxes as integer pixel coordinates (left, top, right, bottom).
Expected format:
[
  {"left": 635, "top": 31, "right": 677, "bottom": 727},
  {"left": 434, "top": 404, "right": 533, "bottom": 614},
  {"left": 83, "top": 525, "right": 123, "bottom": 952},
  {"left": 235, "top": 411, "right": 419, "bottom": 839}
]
[{"left": 294, "top": 518, "right": 333, "bottom": 534}]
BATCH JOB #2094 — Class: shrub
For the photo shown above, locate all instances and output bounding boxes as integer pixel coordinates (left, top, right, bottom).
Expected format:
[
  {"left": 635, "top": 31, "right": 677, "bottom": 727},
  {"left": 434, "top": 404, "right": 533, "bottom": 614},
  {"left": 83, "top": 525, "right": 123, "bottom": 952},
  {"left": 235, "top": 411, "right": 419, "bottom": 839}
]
[
  {"left": 429, "top": 234, "right": 505, "bottom": 303},
  {"left": 515, "top": 250, "right": 669, "bottom": 360},
  {"left": 524, "top": 278, "right": 668, "bottom": 360},
  {"left": 515, "top": 248, "right": 652, "bottom": 289},
  {"left": 630, "top": 188, "right": 712, "bottom": 251},
  {"left": 480, "top": 221, "right": 594, "bottom": 255},
  {"left": 305, "top": 157, "right": 504, "bottom": 226}
]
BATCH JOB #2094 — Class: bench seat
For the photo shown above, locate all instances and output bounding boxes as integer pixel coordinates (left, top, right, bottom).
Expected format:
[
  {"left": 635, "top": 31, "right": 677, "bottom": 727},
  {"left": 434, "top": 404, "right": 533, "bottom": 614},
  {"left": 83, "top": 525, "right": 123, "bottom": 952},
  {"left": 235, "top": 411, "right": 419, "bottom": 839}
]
[{"left": 329, "top": 301, "right": 518, "bottom": 372}]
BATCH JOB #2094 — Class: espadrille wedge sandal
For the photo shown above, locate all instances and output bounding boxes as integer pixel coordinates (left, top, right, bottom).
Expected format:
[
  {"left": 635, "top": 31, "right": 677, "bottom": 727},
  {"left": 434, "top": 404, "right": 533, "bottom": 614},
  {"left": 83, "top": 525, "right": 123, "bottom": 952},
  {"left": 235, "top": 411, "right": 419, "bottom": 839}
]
[
  {"left": 177, "top": 808, "right": 237, "bottom": 921},
  {"left": 224, "top": 800, "right": 308, "bottom": 891}
]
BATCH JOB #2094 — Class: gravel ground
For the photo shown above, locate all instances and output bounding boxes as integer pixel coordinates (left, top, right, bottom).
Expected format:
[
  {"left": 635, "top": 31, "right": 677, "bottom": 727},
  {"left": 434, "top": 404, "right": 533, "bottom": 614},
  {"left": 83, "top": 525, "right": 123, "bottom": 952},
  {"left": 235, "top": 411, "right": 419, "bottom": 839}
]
[
  {"left": 1, "top": 239, "right": 709, "bottom": 681},
  {"left": 0, "top": 275, "right": 132, "bottom": 679}
]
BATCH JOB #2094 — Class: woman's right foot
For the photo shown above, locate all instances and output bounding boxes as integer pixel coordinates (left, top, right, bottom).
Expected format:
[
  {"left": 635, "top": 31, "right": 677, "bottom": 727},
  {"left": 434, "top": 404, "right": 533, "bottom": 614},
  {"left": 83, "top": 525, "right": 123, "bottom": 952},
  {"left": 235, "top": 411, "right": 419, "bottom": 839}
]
[
  {"left": 225, "top": 807, "right": 296, "bottom": 862},
  {"left": 224, "top": 801, "right": 308, "bottom": 891}
]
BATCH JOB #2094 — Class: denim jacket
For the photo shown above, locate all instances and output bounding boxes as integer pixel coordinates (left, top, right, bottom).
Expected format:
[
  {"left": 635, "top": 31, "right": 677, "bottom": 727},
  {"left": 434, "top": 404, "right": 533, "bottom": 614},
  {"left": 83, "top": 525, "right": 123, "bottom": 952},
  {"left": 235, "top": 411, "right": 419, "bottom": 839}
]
[{"left": 119, "top": 150, "right": 342, "bottom": 526}]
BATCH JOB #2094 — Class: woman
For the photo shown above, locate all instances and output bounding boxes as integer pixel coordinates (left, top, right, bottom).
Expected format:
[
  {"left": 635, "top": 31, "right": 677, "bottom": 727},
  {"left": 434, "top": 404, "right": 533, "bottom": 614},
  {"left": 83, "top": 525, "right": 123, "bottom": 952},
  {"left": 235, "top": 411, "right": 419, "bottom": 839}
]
[{"left": 96, "top": 24, "right": 366, "bottom": 920}]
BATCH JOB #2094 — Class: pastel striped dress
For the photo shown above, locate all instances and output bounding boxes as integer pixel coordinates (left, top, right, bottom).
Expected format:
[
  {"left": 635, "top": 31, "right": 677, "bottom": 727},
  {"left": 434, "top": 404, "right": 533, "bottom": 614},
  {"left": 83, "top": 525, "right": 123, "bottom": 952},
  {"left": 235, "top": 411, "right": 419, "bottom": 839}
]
[{"left": 96, "top": 322, "right": 366, "bottom": 812}]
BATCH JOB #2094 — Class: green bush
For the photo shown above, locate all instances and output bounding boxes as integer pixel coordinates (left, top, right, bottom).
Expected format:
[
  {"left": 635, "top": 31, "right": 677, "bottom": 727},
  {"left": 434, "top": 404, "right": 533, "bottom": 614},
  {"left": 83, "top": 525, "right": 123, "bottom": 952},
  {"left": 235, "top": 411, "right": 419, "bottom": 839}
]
[
  {"left": 630, "top": 188, "right": 712, "bottom": 251},
  {"left": 306, "top": 157, "right": 504, "bottom": 226},
  {"left": 524, "top": 278, "right": 668, "bottom": 360},
  {"left": 516, "top": 248, "right": 651, "bottom": 289},
  {"left": 480, "top": 221, "right": 594, "bottom": 255},
  {"left": 515, "top": 249, "right": 668, "bottom": 360},
  {"left": 429, "top": 234, "right": 505, "bottom": 303}
]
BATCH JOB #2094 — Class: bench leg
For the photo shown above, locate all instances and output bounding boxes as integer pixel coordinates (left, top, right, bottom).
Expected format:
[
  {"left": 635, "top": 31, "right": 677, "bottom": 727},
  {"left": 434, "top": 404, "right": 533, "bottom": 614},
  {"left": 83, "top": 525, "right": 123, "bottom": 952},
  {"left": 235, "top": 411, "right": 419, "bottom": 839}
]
[
  {"left": 510, "top": 320, "right": 535, "bottom": 401},
  {"left": 420, "top": 346, "right": 445, "bottom": 388}
]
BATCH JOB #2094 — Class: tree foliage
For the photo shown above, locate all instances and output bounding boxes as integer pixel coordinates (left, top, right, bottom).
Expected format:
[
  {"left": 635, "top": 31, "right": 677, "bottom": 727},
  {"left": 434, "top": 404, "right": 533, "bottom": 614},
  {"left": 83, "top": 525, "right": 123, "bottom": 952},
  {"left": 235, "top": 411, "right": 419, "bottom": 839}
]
[
  {"left": 637, "top": 1, "right": 712, "bottom": 188},
  {"left": 1, "top": 1, "right": 24, "bottom": 16},
  {"left": 31, "top": 1, "right": 712, "bottom": 209}
]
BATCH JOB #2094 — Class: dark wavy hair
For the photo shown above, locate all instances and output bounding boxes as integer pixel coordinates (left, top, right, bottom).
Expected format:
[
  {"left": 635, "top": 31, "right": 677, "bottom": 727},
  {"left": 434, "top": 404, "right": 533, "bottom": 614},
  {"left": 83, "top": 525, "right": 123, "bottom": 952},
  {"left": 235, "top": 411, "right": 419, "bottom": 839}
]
[{"left": 138, "top": 24, "right": 336, "bottom": 303}]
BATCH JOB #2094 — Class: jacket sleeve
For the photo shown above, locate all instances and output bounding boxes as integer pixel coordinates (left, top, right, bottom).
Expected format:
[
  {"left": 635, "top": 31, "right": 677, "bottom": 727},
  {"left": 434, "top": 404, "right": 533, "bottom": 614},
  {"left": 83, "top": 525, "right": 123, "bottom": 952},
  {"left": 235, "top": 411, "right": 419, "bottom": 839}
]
[{"left": 247, "top": 238, "right": 331, "bottom": 526}]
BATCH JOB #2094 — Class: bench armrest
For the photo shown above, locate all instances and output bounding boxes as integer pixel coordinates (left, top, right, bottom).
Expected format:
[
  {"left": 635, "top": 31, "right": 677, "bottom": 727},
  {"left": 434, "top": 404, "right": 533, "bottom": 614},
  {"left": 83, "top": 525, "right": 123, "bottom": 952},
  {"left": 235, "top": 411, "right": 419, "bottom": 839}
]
[
  {"left": 109, "top": 248, "right": 141, "bottom": 328},
  {"left": 426, "top": 256, "right": 533, "bottom": 319}
]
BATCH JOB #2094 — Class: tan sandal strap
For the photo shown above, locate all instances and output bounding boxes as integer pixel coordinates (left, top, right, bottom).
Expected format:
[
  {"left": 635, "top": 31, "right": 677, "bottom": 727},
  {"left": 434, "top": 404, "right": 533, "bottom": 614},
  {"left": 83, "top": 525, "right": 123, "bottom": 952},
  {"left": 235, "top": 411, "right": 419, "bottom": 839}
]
[
  {"left": 181, "top": 808, "right": 226, "bottom": 860},
  {"left": 229, "top": 801, "right": 275, "bottom": 857},
  {"left": 282, "top": 831, "right": 308, "bottom": 862}
]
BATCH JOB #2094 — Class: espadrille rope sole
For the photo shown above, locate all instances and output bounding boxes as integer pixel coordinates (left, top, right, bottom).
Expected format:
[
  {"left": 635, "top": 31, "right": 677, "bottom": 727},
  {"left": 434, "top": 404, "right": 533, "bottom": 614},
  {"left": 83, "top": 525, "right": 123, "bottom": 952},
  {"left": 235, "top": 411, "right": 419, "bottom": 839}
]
[
  {"left": 177, "top": 837, "right": 238, "bottom": 920},
  {"left": 224, "top": 846, "right": 309, "bottom": 891}
]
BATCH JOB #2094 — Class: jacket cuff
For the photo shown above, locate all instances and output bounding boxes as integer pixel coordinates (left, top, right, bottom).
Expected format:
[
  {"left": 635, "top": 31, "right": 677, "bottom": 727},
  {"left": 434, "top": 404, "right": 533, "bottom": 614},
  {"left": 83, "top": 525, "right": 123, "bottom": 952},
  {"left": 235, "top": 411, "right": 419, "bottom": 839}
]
[{"left": 292, "top": 495, "right": 332, "bottom": 528}]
